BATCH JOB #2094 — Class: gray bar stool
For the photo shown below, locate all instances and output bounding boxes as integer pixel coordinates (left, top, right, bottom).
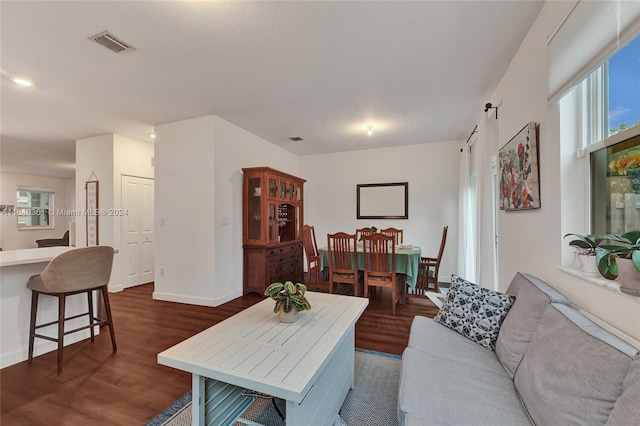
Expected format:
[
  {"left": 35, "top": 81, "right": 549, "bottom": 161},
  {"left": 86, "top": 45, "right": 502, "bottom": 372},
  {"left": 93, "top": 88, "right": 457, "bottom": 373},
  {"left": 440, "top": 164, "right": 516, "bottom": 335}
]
[{"left": 27, "top": 246, "right": 117, "bottom": 373}]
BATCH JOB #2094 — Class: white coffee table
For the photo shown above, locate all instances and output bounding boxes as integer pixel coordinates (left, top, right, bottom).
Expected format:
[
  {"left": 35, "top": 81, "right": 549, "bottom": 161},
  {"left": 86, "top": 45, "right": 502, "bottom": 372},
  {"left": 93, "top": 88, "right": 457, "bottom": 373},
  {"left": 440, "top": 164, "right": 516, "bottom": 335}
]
[{"left": 158, "top": 291, "right": 368, "bottom": 426}]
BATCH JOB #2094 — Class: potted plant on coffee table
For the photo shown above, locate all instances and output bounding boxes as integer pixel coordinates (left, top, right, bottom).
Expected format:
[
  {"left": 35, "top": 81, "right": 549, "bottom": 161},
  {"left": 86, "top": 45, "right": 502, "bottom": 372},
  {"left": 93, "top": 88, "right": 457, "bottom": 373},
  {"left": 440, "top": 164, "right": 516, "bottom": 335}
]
[
  {"left": 264, "top": 281, "right": 312, "bottom": 322},
  {"left": 595, "top": 231, "right": 640, "bottom": 296},
  {"left": 563, "top": 233, "right": 604, "bottom": 277}
]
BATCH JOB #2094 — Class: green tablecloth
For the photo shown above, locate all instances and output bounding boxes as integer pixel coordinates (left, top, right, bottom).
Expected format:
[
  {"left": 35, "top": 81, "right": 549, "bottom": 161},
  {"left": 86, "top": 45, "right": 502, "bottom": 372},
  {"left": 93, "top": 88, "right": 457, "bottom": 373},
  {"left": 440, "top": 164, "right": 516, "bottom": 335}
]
[{"left": 318, "top": 244, "right": 422, "bottom": 288}]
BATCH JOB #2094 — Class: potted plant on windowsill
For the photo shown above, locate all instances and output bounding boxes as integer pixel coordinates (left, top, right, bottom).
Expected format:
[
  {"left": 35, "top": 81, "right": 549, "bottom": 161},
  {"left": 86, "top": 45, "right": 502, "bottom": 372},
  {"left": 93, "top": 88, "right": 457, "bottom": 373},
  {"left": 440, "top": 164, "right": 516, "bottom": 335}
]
[
  {"left": 564, "top": 233, "right": 605, "bottom": 277},
  {"left": 264, "top": 281, "right": 312, "bottom": 322},
  {"left": 595, "top": 231, "right": 640, "bottom": 296}
]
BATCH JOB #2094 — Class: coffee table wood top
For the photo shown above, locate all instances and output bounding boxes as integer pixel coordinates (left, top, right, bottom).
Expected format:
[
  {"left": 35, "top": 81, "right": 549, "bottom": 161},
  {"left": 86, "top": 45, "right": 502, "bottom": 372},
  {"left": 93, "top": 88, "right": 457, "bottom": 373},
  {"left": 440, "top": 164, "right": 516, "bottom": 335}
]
[{"left": 158, "top": 291, "right": 368, "bottom": 403}]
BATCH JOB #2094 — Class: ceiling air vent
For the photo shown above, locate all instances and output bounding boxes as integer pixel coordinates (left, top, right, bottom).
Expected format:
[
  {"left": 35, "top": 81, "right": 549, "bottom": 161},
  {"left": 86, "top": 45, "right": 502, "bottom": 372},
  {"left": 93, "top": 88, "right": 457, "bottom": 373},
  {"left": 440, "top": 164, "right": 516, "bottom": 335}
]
[
  {"left": 88, "top": 31, "right": 135, "bottom": 53},
  {"left": 289, "top": 137, "right": 304, "bottom": 142}
]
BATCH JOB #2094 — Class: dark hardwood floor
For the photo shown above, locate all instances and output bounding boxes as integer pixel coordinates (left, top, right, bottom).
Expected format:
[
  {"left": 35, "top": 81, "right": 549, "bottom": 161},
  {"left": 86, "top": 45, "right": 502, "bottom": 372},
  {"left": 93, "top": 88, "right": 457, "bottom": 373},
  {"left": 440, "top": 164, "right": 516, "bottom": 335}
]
[{"left": 1, "top": 284, "right": 438, "bottom": 425}]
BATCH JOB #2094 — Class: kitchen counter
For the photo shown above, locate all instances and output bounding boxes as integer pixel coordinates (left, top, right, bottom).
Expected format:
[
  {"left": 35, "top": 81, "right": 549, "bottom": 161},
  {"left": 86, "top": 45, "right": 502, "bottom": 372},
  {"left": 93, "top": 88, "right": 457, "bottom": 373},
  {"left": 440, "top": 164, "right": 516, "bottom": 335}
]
[
  {"left": 0, "top": 246, "right": 73, "bottom": 267},
  {"left": 1, "top": 246, "right": 94, "bottom": 369}
]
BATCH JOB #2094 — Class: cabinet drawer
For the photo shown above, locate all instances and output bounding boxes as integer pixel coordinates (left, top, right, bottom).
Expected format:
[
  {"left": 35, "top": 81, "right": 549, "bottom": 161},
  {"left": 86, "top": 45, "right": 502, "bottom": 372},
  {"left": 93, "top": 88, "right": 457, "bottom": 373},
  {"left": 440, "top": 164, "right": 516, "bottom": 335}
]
[
  {"left": 267, "top": 244, "right": 299, "bottom": 256},
  {"left": 277, "top": 252, "right": 296, "bottom": 264}
]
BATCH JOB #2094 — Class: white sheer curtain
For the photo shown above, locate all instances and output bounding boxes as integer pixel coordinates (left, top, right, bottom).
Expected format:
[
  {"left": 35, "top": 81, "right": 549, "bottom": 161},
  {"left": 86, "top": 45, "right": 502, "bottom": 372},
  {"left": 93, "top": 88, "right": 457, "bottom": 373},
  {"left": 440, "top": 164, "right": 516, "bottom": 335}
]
[
  {"left": 458, "top": 110, "right": 499, "bottom": 287},
  {"left": 458, "top": 137, "right": 477, "bottom": 282}
]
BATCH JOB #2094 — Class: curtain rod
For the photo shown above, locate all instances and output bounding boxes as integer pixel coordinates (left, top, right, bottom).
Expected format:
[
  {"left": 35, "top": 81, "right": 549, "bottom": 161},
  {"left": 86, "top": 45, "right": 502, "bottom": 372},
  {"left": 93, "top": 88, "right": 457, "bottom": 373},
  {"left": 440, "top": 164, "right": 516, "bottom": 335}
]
[{"left": 460, "top": 125, "right": 478, "bottom": 152}]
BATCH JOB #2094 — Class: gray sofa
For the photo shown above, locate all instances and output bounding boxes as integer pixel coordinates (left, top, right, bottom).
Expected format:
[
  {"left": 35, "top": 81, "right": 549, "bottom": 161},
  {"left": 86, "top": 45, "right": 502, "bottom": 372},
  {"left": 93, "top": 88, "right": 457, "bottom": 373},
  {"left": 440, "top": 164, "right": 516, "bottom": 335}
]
[{"left": 398, "top": 273, "right": 640, "bottom": 425}]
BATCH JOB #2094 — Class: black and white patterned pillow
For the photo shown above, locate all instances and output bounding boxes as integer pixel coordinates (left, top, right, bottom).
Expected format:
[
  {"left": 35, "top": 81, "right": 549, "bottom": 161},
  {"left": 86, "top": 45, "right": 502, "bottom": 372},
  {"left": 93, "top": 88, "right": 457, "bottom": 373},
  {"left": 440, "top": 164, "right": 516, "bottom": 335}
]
[{"left": 434, "top": 274, "right": 515, "bottom": 350}]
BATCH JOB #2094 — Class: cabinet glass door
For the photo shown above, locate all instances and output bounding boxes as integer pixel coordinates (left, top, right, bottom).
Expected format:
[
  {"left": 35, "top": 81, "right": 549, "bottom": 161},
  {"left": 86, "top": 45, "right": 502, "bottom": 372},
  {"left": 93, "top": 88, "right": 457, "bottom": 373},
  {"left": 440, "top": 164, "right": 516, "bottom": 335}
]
[
  {"left": 296, "top": 185, "right": 303, "bottom": 201},
  {"left": 280, "top": 181, "right": 287, "bottom": 199},
  {"left": 248, "top": 177, "right": 262, "bottom": 241},
  {"left": 268, "top": 203, "right": 278, "bottom": 243},
  {"left": 268, "top": 178, "right": 278, "bottom": 198},
  {"left": 278, "top": 203, "right": 294, "bottom": 242}
]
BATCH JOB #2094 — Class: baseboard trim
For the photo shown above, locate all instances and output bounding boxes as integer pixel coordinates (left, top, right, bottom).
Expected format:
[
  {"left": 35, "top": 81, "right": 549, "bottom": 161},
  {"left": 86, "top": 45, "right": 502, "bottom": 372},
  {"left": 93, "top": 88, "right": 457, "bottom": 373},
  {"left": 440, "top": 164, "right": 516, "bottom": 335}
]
[
  {"left": 152, "top": 290, "right": 243, "bottom": 307},
  {"left": 0, "top": 330, "right": 94, "bottom": 369},
  {"left": 108, "top": 284, "right": 123, "bottom": 293}
]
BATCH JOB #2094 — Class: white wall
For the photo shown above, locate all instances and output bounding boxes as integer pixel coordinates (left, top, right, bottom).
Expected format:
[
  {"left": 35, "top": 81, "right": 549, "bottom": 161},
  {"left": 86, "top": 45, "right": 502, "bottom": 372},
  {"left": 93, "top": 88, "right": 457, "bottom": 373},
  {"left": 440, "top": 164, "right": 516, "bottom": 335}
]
[
  {"left": 212, "top": 116, "right": 299, "bottom": 304},
  {"left": 75, "top": 133, "right": 153, "bottom": 292},
  {"left": 154, "top": 116, "right": 217, "bottom": 305},
  {"left": 112, "top": 134, "right": 155, "bottom": 292},
  {"left": 0, "top": 173, "right": 70, "bottom": 250},
  {"left": 300, "top": 141, "right": 460, "bottom": 280},
  {"left": 76, "top": 134, "right": 114, "bottom": 252},
  {"left": 65, "top": 178, "right": 76, "bottom": 246},
  {"left": 154, "top": 115, "right": 299, "bottom": 306},
  {"left": 482, "top": 1, "right": 640, "bottom": 341}
]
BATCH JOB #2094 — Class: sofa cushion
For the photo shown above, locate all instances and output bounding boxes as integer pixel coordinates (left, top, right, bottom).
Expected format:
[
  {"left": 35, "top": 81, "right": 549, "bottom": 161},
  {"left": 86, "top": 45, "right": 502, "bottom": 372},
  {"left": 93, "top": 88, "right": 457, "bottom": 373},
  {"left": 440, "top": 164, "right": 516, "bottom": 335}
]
[
  {"left": 398, "top": 347, "right": 530, "bottom": 426},
  {"left": 408, "top": 316, "right": 510, "bottom": 378},
  {"left": 401, "top": 414, "right": 454, "bottom": 426},
  {"left": 514, "top": 303, "right": 637, "bottom": 426},
  {"left": 433, "top": 275, "right": 515, "bottom": 350},
  {"left": 495, "top": 273, "right": 571, "bottom": 378},
  {"left": 401, "top": 414, "right": 431, "bottom": 426},
  {"left": 606, "top": 354, "right": 640, "bottom": 425}
]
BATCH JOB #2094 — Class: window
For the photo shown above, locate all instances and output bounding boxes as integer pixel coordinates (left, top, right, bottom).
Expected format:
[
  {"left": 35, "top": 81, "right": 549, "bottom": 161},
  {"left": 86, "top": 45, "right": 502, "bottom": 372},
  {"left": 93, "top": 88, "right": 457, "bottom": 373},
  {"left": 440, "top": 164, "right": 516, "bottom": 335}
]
[
  {"left": 591, "top": 131, "right": 640, "bottom": 235},
  {"left": 608, "top": 35, "right": 640, "bottom": 136},
  {"left": 581, "top": 35, "right": 640, "bottom": 147},
  {"left": 586, "top": 34, "right": 640, "bottom": 235},
  {"left": 16, "top": 188, "right": 54, "bottom": 228}
]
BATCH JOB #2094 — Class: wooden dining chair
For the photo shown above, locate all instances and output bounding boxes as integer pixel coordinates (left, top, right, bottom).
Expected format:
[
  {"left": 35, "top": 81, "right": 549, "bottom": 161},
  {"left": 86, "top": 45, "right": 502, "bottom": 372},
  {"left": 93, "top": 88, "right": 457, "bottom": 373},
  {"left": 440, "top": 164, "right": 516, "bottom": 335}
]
[
  {"left": 302, "top": 225, "right": 326, "bottom": 291},
  {"left": 356, "top": 227, "right": 372, "bottom": 241},
  {"left": 362, "top": 233, "right": 399, "bottom": 314},
  {"left": 414, "top": 226, "right": 448, "bottom": 295},
  {"left": 380, "top": 228, "right": 403, "bottom": 245},
  {"left": 327, "top": 232, "right": 362, "bottom": 297}
]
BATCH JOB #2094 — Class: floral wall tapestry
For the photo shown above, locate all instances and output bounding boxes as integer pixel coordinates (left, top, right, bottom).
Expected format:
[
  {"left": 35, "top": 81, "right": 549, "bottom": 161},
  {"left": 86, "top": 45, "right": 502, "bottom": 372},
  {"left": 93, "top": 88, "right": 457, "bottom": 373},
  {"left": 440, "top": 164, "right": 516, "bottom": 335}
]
[{"left": 499, "top": 122, "right": 540, "bottom": 210}]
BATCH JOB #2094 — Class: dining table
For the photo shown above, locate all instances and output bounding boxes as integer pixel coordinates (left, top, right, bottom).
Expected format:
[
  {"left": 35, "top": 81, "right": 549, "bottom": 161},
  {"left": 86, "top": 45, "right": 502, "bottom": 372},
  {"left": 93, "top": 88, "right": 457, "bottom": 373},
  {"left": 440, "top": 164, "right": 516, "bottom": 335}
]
[{"left": 318, "top": 242, "right": 422, "bottom": 288}]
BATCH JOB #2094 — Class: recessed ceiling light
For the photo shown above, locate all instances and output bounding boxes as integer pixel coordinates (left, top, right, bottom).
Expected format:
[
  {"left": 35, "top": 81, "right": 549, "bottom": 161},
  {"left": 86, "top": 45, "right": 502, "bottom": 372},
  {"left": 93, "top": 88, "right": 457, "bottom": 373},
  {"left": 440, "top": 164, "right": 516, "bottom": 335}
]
[{"left": 13, "top": 78, "right": 33, "bottom": 86}]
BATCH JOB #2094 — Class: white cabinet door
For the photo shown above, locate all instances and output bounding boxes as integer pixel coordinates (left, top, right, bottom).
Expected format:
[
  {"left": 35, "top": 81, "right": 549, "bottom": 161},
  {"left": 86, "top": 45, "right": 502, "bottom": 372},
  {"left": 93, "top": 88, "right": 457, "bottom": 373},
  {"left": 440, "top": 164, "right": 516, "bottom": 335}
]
[{"left": 122, "top": 175, "right": 154, "bottom": 288}]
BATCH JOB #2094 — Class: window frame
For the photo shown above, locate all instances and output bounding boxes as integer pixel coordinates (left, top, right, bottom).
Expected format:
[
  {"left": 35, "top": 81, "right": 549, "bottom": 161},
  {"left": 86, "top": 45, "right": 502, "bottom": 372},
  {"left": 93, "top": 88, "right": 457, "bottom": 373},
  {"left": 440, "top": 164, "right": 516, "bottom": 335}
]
[
  {"left": 16, "top": 186, "right": 55, "bottom": 230},
  {"left": 576, "top": 36, "right": 640, "bottom": 235}
]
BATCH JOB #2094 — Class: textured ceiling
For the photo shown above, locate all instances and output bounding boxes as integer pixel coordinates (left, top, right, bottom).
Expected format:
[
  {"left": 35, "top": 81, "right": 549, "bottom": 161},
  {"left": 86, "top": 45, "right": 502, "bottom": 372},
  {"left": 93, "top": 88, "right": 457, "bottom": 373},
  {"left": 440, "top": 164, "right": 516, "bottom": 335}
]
[{"left": 0, "top": 1, "right": 544, "bottom": 178}]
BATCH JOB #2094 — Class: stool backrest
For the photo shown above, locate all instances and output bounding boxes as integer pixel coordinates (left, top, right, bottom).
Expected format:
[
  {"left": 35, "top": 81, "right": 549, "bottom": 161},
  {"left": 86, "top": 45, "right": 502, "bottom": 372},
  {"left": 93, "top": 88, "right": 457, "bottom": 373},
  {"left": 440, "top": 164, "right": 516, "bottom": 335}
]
[{"left": 39, "top": 246, "right": 115, "bottom": 292}]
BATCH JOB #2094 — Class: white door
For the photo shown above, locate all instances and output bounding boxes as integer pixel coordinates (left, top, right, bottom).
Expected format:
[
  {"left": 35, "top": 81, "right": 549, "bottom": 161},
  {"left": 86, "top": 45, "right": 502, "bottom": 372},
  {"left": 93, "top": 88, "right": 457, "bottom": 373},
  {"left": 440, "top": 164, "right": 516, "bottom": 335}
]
[{"left": 122, "top": 175, "right": 154, "bottom": 288}]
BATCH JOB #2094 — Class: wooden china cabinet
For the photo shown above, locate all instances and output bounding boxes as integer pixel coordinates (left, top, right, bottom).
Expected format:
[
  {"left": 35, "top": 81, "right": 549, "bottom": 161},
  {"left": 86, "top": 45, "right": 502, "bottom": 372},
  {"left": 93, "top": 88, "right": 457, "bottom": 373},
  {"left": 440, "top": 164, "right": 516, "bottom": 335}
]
[{"left": 242, "top": 167, "right": 306, "bottom": 295}]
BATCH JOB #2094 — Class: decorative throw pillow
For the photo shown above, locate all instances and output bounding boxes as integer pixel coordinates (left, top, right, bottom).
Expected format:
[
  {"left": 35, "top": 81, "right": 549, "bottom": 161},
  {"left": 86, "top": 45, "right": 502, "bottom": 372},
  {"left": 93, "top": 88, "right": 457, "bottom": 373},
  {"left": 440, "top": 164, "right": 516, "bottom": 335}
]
[{"left": 434, "top": 275, "right": 515, "bottom": 350}]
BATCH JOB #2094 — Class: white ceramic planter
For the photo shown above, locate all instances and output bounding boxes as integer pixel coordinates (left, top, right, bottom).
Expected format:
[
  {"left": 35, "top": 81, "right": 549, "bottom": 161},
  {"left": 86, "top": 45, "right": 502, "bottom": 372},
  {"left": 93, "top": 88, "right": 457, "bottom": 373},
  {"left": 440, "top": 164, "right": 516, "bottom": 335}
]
[
  {"left": 278, "top": 307, "right": 299, "bottom": 323},
  {"left": 578, "top": 254, "right": 600, "bottom": 277}
]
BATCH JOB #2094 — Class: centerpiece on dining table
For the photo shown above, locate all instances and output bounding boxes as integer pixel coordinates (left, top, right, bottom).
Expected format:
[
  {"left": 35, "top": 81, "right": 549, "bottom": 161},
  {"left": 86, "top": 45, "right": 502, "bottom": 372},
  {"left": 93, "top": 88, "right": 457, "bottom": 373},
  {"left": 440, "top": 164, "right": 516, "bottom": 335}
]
[
  {"left": 264, "top": 281, "right": 311, "bottom": 323},
  {"left": 358, "top": 226, "right": 378, "bottom": 249}
]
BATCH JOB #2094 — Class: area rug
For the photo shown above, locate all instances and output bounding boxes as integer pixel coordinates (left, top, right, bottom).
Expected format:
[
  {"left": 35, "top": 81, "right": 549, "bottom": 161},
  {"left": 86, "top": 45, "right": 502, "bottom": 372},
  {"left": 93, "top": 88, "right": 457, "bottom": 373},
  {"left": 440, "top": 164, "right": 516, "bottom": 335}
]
[{"left": 146, "top": 349, "right": 401, "bottom": 426}]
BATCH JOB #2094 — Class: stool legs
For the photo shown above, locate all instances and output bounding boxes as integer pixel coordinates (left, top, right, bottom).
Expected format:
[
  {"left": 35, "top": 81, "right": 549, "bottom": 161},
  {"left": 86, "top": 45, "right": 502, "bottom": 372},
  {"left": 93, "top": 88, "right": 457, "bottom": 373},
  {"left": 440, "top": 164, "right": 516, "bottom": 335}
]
[
  {"left": 28, "top": 291, "right": 39, "bottom": 364},
  {"left": 101, "top": 286, "right": 117, "bottom": 352},
  {"left": 57, "top": 295, "right": 66, "bottom": 374},
  {"left": 87, "top": 290, "right": 95, "bottom": 342},
  {"left": 27, "top": 287, "right": 116, "bottom": 373}
]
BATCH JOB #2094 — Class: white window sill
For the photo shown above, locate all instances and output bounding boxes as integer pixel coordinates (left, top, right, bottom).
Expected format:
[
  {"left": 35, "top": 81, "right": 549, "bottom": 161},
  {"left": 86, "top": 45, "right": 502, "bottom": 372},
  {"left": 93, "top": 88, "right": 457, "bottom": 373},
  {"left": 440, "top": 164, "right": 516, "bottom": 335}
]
[{"left": 559, "top": 266, "right": 640, "bottom": 302}]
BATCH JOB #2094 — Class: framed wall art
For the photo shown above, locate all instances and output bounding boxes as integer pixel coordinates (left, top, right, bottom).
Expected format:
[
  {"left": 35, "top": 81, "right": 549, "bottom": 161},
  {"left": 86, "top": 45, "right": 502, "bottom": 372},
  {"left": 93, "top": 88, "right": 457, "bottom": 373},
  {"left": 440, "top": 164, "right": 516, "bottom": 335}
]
[
  {"left": 357, "top": 182, "right": 409, "bottom": 219},
  {"left": 499, "top": 122, "right": 540, "bottom": 211},
  {"left": 86, "top": 179, "right": 99, "bottom": 246}
]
